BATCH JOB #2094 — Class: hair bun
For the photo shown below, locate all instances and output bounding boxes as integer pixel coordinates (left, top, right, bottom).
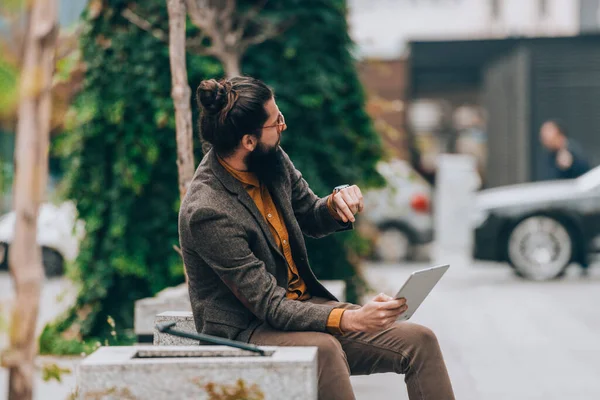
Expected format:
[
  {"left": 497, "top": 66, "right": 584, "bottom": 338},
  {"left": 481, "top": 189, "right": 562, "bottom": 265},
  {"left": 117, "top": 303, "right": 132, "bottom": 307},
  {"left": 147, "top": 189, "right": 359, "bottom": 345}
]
[{"left": 197, "top": 79, "right": 228, "bottom": 114}]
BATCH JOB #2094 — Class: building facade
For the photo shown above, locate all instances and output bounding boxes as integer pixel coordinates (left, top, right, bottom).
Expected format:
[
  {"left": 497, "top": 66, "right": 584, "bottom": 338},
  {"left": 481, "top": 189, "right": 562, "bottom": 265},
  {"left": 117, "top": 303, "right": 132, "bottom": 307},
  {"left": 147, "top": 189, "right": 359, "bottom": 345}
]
[
  {"left": 349, "top": 0, "right": 590, "bottom": 60},
  {"left": 349, "top": 0, "right": 600, "bottom": 186}
]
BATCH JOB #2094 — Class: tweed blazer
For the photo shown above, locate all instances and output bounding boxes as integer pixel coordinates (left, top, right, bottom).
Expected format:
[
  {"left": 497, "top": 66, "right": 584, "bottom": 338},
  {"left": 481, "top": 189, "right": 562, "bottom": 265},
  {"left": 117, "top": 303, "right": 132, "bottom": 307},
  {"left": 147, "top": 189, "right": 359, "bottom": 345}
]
[{"left": 178, "top": 148, "right": 352, "bottom": 342}]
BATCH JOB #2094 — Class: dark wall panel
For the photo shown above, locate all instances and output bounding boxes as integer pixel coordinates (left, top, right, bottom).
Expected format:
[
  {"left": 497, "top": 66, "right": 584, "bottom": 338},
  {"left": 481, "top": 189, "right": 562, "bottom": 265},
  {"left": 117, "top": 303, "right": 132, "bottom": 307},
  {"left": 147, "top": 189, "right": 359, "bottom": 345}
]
[{"left": 483, "top": 47, "right": 531, "bottom": 188}]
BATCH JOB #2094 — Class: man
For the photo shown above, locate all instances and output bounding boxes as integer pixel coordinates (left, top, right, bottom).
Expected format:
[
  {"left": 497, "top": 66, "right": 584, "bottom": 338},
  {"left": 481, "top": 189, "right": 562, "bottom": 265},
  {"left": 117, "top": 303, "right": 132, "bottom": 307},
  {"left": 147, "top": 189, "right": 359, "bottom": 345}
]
[
  {"left": 540, "top": 120, "right": 590, "bottom": 180},
  {"left": 539, "top": 119, "right": 592, "bottom": 275},
  {"left": 179, "top": 76, "right": 455, "bottom": 400}
]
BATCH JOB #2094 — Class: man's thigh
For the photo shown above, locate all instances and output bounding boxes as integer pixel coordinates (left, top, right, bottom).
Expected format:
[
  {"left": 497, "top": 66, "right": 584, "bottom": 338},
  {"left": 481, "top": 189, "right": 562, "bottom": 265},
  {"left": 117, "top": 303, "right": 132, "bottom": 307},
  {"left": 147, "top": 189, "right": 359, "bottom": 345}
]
[
  {"left": 338, "top": 321, "right": 437, "bottom": 375},
  {"left": 248, "top": 323, "right": 337, "bottom": 347}
]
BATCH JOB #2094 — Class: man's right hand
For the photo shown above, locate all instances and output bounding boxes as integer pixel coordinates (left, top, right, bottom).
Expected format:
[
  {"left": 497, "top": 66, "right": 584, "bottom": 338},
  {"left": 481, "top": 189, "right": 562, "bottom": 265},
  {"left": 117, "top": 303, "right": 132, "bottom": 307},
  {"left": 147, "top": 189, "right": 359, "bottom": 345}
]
[{"left": 340, "top": 293, "right": 408, "bottom": 333}]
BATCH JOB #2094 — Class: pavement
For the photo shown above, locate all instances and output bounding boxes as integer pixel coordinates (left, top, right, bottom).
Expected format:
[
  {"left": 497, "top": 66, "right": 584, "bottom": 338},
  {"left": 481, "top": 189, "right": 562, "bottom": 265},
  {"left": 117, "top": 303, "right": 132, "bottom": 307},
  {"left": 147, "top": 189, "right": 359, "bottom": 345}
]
[
  {"left": 1, "top": 260, "right": 600, "bottom": 400},
  {"left": 353, "top": 260, "right": 600, "bottom": 400}
]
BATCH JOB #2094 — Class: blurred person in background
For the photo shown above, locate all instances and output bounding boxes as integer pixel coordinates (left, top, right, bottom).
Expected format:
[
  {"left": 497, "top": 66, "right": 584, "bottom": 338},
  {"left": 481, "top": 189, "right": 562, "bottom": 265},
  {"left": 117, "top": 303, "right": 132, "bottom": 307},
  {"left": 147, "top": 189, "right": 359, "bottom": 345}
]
[
  {"left": 540, "top": 119, "right": 590, "bottom": 180},
  {"left": 540, "top": 119, "right": 591, "bottom": 275}
]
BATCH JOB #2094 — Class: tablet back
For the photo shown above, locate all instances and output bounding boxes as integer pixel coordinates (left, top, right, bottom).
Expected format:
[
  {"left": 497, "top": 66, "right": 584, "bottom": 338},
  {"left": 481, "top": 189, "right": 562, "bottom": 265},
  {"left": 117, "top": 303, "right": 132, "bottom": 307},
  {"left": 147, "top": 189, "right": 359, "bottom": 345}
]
[{"left": 395, "top": 264, "right": 450, "bottom": 321}]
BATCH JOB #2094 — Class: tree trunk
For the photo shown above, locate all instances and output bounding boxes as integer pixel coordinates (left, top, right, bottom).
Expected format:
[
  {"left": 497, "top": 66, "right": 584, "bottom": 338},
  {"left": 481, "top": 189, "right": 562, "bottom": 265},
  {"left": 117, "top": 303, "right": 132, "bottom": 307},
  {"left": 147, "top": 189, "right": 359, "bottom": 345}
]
[
  {"left": 3, "top": 0, "right": 58, "bottom": 399},
  {"left": 166, "top": 0, "right": 195, "bottom": 200},
  {"left": 221, "top": 53, "right": 242, "bottom": 79}
]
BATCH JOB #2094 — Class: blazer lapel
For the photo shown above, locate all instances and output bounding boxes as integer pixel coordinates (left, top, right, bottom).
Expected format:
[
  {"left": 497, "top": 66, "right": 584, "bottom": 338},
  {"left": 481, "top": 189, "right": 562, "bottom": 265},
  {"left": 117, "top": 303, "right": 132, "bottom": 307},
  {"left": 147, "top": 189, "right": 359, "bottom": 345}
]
[{"left": 207, "top": 150, "right": 285, "bottom": 261}]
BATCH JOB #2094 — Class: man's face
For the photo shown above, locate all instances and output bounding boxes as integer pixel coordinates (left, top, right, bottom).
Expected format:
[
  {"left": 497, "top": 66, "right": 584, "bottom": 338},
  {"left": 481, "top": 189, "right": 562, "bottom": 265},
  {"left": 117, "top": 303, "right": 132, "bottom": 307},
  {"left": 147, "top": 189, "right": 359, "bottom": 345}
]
[
  {"left": 245, "top": 98, "right": 287, "bottom": 184},
  {"left": 540, "top": 122, "right": 563, "bottom": 151},
  {"left": 259, "top": 97, "right": 286, "bottom": 149}
]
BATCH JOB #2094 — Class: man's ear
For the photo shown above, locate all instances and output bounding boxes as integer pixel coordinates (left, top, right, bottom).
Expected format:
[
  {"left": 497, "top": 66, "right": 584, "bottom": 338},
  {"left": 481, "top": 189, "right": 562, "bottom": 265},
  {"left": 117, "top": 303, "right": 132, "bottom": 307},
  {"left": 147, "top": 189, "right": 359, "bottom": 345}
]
[{"left": 241, "top": 134, "right": 257, "bottom": 152}]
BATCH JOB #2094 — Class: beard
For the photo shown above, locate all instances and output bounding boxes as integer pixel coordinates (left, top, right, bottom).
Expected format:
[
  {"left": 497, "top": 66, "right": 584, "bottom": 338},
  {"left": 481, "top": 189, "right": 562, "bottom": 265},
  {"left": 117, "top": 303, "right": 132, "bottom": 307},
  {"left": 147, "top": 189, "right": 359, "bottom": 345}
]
[{"left": 245, "top": 142, "right": 284, "bottom": 186}]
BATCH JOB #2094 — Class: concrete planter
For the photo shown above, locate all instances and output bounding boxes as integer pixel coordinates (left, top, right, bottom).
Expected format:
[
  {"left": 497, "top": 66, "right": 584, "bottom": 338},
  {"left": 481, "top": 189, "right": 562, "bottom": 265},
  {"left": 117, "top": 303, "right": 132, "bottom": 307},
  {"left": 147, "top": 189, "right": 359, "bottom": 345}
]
[{"left": 77, "top": 345, "right": 317, "bottom": 400}]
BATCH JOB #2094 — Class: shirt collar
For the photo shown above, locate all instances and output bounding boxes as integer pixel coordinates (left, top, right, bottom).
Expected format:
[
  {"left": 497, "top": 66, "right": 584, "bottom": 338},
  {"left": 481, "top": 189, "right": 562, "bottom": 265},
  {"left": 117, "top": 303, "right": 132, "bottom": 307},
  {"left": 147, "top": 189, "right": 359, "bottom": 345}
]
[{"left": 217, "top": 156, "right": 260, "bottom": 188}]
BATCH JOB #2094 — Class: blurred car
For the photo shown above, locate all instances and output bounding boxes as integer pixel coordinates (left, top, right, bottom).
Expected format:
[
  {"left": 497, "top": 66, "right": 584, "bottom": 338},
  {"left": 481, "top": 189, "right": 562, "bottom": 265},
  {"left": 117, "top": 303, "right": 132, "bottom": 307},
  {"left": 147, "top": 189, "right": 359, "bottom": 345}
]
[
  {"left": 473, "top": 166, "right": 600, "bottom": 280},
  {"left": 0, "top": 201, "right": 85, "bottom": 277},
  {"left": 359, "top": 160, "right": 433, "bottom": 262}
]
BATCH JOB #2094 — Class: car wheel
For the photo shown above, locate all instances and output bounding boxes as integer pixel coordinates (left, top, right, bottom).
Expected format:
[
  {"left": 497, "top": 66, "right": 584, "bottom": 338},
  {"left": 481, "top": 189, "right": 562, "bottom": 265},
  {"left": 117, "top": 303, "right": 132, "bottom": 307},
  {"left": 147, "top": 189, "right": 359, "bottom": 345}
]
[
  {"left": 42, "top": 247, "right": 64, "bottom": 277},
  {"left": 507, "top": 216, "right": 573, "bottom": 281},
  {"left": 374, "top": 228, "right": 412, "bottom": 263}
]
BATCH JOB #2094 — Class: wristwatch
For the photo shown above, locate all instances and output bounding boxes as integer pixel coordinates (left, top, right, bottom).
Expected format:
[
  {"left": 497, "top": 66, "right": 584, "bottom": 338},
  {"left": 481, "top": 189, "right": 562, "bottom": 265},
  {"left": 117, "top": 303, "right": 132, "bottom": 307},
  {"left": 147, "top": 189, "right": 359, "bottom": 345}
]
[{"left": 333, "top": 184, "right": 350, "bottom": 194}]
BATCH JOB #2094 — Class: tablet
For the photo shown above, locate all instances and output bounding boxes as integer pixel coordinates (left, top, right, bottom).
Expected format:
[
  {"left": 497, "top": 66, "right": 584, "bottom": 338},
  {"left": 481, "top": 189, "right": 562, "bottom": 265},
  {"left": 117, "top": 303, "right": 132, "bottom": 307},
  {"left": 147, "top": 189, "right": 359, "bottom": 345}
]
[{"left": 394, "top": 264, "right": 449, "bottom": 321}]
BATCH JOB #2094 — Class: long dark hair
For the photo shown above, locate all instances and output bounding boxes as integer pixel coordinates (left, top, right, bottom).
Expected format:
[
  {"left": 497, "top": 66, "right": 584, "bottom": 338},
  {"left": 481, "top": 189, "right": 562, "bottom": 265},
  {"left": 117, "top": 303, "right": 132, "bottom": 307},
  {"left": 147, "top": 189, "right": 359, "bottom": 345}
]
[{"left": 196, "top": 76, "right": 273, "bottom": 157}]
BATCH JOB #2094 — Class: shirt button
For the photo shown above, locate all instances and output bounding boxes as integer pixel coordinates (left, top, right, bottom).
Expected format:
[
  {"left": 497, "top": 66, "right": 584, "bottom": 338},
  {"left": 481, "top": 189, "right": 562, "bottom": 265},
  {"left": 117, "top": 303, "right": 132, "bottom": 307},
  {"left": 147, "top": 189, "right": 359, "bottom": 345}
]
[
  {"left": 283, "top": 240, "right": 287, "bottom": 244},
  {"left": 267, "top": 213, "right": 272, "bottom": 218}
]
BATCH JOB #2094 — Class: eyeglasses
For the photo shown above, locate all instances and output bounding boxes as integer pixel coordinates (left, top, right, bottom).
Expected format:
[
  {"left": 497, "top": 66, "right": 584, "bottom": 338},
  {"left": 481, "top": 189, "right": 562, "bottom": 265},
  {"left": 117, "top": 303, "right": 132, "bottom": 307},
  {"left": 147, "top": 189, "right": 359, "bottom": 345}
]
[{"left": 263, "top": 112, "right": 286, "bottom": 133}]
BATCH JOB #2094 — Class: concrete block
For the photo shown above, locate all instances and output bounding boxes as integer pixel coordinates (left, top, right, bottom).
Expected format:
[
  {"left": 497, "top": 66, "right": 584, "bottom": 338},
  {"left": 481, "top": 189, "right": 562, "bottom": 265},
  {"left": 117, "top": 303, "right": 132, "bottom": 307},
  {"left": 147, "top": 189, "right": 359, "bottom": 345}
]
[
  {"left": 134, "top": 284, "right": 190, "bottom": 341},
  {"left": 153, "top": 311, "right": 196, "bottom": 346},
  {"left": 77, "top": 345, "right": 317, "bottom": 400}
]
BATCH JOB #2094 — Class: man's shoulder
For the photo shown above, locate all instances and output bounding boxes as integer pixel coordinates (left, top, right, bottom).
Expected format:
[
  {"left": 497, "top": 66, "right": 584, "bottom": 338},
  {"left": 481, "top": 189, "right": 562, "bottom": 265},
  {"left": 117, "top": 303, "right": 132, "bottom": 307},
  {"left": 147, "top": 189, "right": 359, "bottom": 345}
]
[{"left": 180, "top": 165, "right": 231, "bottom": 221}]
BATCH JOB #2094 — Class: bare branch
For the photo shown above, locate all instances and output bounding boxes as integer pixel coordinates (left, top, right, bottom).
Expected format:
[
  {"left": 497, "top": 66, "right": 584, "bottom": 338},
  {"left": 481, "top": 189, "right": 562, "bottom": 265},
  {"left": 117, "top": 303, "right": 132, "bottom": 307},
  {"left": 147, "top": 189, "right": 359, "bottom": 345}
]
[
  {"left": 183, "top": 0, "right": 291, "bottom": 77},
  {"left": 235, "top": 0, "right": 269, "bottom": 40},
  {"left": 55, "top": 24, "right": 84, "bottom": 61},
  {"left": 185, "top": 34, "right": 218, "bottom": 56},
  {"left": 220, "top": 0, "right": 236, "bottom": 34},
  {"left": 185, "top": 0, "right": 215, "bottom": 31},
  {"left": 173, "top": 245, "right": 183, "bottom": 260},
  {"left": 238, "top": 23, "right": 279, "bottom": 52},
  {"left": 223, "top": 0, "right": 236, "bottom": 17},
  {"left": 121, "top": 8, "right": 168, "bottom": 43}
]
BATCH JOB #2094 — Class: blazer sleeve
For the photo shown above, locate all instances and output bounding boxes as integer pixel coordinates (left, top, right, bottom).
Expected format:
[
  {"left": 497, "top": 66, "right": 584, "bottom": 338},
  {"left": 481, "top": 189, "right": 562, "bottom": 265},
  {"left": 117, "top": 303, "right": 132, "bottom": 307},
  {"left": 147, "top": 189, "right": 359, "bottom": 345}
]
[
  {"left": 280, "top": 149, "right": 352, "bottom": 238},
  {"left": 187, "top": 206, "right": 337, "bottom": 332}
]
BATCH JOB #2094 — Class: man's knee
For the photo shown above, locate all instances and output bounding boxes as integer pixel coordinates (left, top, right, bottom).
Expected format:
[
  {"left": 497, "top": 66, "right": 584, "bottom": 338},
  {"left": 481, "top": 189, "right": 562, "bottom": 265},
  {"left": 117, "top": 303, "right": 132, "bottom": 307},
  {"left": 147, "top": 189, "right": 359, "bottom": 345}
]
[
  {"left": 313, "top": 333, "right": 344, "bottom": 356},
  {"left": 410, "top": 323, "right": 439, "bottom": 349},
  {"left": 311, "top": 333, "right": 347, "bottom": 368},
  {"left": 399, "top": 323, "right": 441, "bottom": 365}
]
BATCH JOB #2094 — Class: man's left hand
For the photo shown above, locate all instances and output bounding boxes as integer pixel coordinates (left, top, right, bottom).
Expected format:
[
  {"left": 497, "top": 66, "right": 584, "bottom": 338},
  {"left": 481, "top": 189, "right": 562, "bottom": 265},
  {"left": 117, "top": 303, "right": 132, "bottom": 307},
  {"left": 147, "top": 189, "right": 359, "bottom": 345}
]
[{"left": 331, "top": 185, "right": 364, "bottom": 223}]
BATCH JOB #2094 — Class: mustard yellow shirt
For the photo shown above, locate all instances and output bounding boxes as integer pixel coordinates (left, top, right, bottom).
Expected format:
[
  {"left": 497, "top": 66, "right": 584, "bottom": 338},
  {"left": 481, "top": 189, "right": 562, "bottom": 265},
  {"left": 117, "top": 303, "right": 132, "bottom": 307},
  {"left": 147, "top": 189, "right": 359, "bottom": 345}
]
[{"left": 219, "top": 157, "right": 345, "bottom": 334}]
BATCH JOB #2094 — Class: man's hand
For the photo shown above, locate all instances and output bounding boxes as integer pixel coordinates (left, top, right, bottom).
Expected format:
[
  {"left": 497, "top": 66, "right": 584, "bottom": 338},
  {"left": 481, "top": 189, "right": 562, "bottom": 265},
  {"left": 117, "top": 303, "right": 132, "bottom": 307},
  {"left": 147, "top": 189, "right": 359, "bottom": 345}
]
[
  {"left": 331, "top": 185, "right": 364, "bottom": 223},
  {"left": 340, "top": 293, "right": 408, "bottom": 333},
  {"left": 556, "top": 148, "right": 574, "bottom": 170}
]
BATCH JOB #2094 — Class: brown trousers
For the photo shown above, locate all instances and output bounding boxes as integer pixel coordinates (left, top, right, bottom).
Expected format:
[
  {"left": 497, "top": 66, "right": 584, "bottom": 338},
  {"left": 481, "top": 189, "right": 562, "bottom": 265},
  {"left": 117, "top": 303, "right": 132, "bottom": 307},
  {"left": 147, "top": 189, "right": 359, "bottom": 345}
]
[{"left": 247, "top": 298, "right": 455, "bottom": 400}]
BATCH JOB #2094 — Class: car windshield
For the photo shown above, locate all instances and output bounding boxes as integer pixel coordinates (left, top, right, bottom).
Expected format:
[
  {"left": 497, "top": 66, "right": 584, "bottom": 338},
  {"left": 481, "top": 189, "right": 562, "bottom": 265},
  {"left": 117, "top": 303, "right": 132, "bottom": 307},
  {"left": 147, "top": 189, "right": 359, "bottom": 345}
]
[{"left": 576, "top": 165, "right": 600, "bottom": 191}]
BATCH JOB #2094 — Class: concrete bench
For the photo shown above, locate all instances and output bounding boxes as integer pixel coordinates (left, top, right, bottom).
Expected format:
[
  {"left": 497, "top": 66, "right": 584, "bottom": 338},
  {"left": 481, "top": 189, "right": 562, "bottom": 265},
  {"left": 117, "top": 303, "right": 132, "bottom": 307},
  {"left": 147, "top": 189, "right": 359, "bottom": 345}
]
[
  {"left": 77, "top": 345, "right": 318, "bottom": 400},
  {"left": 138, "top": 280, "right": 346, "bottom": 343}
]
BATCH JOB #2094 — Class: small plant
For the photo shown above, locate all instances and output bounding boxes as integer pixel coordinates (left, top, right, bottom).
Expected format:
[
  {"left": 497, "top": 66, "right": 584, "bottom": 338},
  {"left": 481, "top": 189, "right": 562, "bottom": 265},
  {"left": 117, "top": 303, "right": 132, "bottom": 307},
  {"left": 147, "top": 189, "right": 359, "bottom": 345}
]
[{"left": 41, "top": 362, "right": 72, "bottom": 383}]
